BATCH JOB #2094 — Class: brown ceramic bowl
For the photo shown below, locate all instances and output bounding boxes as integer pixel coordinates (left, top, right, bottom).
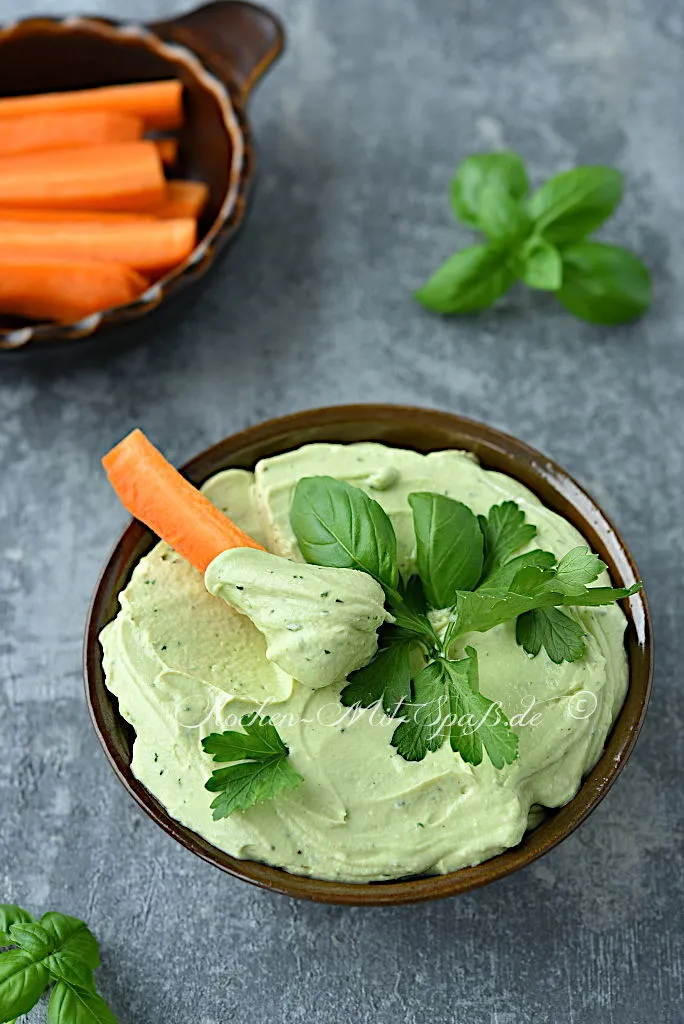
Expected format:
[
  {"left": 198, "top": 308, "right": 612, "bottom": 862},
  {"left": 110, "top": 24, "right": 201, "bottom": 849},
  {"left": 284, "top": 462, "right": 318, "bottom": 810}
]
[
  {"left": 85, "top": 405, "right": 652, "bottom": 905},
  {"left": 0, "top": 1, "right": 283, "bottom": 351}
]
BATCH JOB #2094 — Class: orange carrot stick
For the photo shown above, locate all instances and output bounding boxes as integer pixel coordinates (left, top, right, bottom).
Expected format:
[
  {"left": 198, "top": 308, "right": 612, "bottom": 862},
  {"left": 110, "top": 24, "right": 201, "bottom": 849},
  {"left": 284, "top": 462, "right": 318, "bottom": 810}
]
[
  {"left": 0, "top": 80, "right": 183, "bottom": 131},
  {"left": 0, "top": 257, "right": 147, "bottom": 322},
  {"left": 102, "top": 430, "right": 264, "bottom": 573},
  {"left": 151, "top": 180, "right": 209, "bottom": 219},
  {"left": 0, "top": 208, "right": 156, "bottom": 223},
  {"left": 0, "top": 217, "right": 197, "bottom": 274},
  {"left": 0, "top": 142, "right": 165, "bottom": 210},
  {"left": 154, "top": 138, "right": 179, "bottom": 167},
  {"left": 0, "top": 110, "right": 143, "bottom": 157}
]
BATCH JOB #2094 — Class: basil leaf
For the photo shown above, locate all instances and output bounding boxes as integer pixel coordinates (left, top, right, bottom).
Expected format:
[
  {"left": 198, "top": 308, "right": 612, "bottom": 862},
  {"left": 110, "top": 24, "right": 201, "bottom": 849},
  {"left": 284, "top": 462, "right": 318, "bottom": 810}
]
[
  {"left": 409, "top": 493, "right": 484, "bottom": 607},
  {"left": 45, "top": 952, "right": 96, "bottom": 992},
  {"left": 39, "top": 914, "right": 100, "bottom": 971},
  {"left": 556, "top": 242, "right": 651, "bottom": 324},
  {"left": 477, "top": 183, "right": 531, "bottom": 248},
  {"left": 47, "top": 981, "right": 118, "bottom": 1024},
  {"left": 516, "top": 607, "right": 586, "bottom": 663},
  {"left": 415, "top": 245, "right": 516, "bottom": 314},
  {"left": 0, "top": 906, "right": 35, "bottom": 947},
  {"left": 520, "top": 238, "right": 562, "bottom": 291},
  {"left": 340, "top": 640, "right": 414, "bottom": 717},
  {"left": 290, "top": 476, "right": 399, "bottom": 592},
  {"left": 8, "top": 922, "right": 51, "bottom": 958},
  {"left": 0, "top": 950, "right": 50, "bottom": 1020},
  {"left": 528, "top": 166, "right": 623, "bottom": 245},
  {"left": 450, "top": 151, "right": 529, "bottom": 229}
]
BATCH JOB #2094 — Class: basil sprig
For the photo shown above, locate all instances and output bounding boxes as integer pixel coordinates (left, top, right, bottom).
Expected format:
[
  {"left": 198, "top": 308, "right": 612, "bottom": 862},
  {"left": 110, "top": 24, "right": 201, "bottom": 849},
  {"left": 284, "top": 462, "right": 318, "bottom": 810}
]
[
  {"left": 0, "top": 904, "right": 117, "bottom": 1023},
  {"left": 416, "top": 151, "right": 651, "bottom": 324}
]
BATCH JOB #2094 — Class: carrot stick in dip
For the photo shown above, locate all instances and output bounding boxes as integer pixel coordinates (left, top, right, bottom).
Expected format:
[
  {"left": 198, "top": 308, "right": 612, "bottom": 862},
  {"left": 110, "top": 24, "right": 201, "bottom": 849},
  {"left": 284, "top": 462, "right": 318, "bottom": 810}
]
[{"left": 102, "top": 430, "right": 265, "bottom": 573}]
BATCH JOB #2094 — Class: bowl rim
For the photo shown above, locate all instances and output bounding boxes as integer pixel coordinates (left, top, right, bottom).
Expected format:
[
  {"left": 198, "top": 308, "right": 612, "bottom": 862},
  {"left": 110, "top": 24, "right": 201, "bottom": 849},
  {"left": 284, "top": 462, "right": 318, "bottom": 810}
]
[
  {"left": 0, "top": 6, "right": 275, "bottom": 350},
  {"left": 84, "top": 404, "right": 653, "bottom": 905}
]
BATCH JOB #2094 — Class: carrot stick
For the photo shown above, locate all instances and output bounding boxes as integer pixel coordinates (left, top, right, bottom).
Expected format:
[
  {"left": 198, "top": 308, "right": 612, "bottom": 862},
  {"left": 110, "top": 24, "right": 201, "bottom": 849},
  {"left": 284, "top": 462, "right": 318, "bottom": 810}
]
[
  {"left": 0, "top": 110, "right": 143, "bottom": 157},
  {"left": 0, "top": 257, "right": 147, "bottom": 322},
  {"left": 151, "top": 180, "right": 209, "bottom": 219},
  {"left": 154, "top": 138, "right": 179, "bottom": 167},
  {"left": 0, "top": 80, "right": 183, "bottom": 131},
  {"left": 0, "top": 217, "right": 197, "bottom": 274},
  {"left": 0, "top": 142, "right": 165, "bottom": 210},
  {"left": 0, "top": 208, "right": 155, "bottom": 223},
  {"left": 102, "top": 430, "right": 265, "bottom": 573}
]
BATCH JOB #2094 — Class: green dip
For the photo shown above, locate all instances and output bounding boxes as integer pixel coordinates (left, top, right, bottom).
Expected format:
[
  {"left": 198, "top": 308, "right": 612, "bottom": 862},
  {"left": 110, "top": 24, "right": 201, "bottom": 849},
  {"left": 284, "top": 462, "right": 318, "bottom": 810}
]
[{"left": 100, "top": 443, "right": 628, "bottom": 882}]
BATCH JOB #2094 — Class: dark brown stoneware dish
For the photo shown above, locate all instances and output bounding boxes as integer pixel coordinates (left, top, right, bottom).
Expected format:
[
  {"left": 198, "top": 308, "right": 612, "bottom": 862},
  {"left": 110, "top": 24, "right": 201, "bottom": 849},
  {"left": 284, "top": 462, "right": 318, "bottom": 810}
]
[
  {"left": 0, "top": 1, "right": 283, "bottom": 351},
  {"left": 84, "top": 405, "right": 652, "bottom": 905}
]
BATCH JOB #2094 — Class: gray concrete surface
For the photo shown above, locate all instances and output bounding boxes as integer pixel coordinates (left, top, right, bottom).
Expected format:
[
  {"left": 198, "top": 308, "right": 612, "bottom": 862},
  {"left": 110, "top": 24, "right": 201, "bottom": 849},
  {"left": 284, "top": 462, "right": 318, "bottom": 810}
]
[{"left": 1, "top": 0, "right": 682, "bottom": 1021}]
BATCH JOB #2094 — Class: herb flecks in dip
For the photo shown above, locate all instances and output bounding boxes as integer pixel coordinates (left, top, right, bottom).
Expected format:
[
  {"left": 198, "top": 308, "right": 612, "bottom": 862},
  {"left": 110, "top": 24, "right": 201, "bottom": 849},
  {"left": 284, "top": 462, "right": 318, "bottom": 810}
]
[{"left": 100, "top": 443, "right": 629, "bottom": 882}]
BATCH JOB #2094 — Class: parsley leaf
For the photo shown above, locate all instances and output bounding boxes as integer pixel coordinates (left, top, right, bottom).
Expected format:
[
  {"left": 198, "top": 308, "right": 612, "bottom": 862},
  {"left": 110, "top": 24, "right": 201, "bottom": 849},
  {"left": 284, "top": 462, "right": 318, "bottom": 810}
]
[
  {"left": 202, "top": 715, "right": 303, "bottom": 819},
  {"left": 392, "top": 650, "right": 518, "bottom": 768},
  {"left": 478, "top": 501, "right": 537, "bottom": 580},
  {"left": 408, "top": 492, "right": 484, "bottom": 606},
  {"left": 340, "top": 638, "right": 414, "bottom": 717},
  {"left": 553, "top": 546, "right": 606, "bottom": 595},
  {"left": 290, "top": 475, "right": 399, "bottom": 593},
  {"left": 516, "top": 607, "right": 586, "bottom": 664}
]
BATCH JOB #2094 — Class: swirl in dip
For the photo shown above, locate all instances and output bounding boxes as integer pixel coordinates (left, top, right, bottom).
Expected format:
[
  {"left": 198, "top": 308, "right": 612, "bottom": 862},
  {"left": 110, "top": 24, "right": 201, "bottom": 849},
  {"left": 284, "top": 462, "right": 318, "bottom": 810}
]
[{"left": 100, "top": 443, "right": 628, "bottom": 882}]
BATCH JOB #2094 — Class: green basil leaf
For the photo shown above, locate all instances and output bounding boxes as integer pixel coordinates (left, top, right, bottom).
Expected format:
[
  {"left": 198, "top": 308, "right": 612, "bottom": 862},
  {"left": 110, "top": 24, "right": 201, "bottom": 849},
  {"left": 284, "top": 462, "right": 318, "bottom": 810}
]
[
  {"left": 556, "top": 242, "right": 651, "bottom": 324},
  {"left": 528, "top": 166, "right": 623, "bottom": 245},
  {"left": 38, "top": 915, "right": 99, "bottom": 971},
  {"left": 408, "top": 493, "right": 484, "bottom": 607},
  {"left": 477, "top": 183, "right": 531, "bottom": 247},
  {"left": 450, "top": 151, "right": 529, "bottom": 229},
  {"left": 45, "top": 953, "right": 96, "bottom": 993},
  {"left": 47, "top": 982, "right": 118, "bottom": 1024},
  {"left": 7, "top": 923, "right": 51, "bottom": 959},
  {"left": 0, "top": 950, "right": 50, "bottom": 1021},
  {"left": 290, "top": 476, "right": 399, "bottom": 592},
  {"left": 415, "top": 245, "right": 516, "bottom": 314},
  {"left": 520, "top": 238, "right": 562, "bottom": 290},
  {"left": 0, "top": 907, "right": 35, "bottom": 948}
]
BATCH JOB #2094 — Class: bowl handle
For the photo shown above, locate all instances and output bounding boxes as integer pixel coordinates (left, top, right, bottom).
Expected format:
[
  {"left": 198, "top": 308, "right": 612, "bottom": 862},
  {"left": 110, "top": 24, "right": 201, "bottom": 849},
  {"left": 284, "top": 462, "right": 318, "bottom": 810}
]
[{"left": 151, "top": 0, "right": 285, "bottom": 104}]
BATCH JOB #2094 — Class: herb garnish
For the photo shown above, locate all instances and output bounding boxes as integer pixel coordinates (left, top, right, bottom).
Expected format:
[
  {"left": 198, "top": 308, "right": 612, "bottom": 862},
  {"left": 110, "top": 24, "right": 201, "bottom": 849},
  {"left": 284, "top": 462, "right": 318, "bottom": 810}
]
[
  {"left": 202, "top": 715, "right": 303, "bottom": 819},
  {"left": 0, "top": 904, "right": 117, "bottom": 1023},
  {"left": 416, "top": 151, "right": 651, "bottom": 324},
  {"left": 291, "top": 479, "right": 641, "bottom": 770}
]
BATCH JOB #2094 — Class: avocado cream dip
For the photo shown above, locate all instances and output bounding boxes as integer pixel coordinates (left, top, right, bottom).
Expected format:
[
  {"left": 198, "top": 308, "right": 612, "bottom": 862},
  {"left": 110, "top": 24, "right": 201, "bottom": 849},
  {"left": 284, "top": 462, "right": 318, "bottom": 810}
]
[{"left": 100, "top": 443, "right": 628, "bottom": 882}]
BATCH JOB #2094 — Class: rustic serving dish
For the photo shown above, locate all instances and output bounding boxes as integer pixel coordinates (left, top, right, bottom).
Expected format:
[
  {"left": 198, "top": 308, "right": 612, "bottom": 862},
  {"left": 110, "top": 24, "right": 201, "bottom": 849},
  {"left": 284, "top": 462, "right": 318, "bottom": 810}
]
[
  {"left": 85, "top": 405, "right": 652, "bottom": 905},
  {"left": 0, "top": 0, "right": 284, "bottom": 351}
]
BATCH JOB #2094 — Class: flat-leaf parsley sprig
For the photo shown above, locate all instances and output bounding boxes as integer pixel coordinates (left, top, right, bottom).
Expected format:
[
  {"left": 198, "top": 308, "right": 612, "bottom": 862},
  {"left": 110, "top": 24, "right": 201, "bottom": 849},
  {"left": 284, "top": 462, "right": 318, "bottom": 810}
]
[
  {"left": 202, "top": 714, "right": 303, "bottom": 820},
  {"left": 416, "top": 150, "right": 651, "bottom": 324},
  {"left": 0, "top": 904, "right": 117, "bottom": 1024},
  {"left": 290, "top": 477, "right": 641, "bottom": 770}
]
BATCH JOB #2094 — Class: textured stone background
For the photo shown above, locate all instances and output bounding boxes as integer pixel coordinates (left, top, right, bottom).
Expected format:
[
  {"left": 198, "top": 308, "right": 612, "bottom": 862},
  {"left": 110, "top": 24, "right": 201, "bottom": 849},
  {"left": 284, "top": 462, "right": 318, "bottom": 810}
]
[{"left": 1, "top": 0, "right": 682, "bottom": 1021}]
